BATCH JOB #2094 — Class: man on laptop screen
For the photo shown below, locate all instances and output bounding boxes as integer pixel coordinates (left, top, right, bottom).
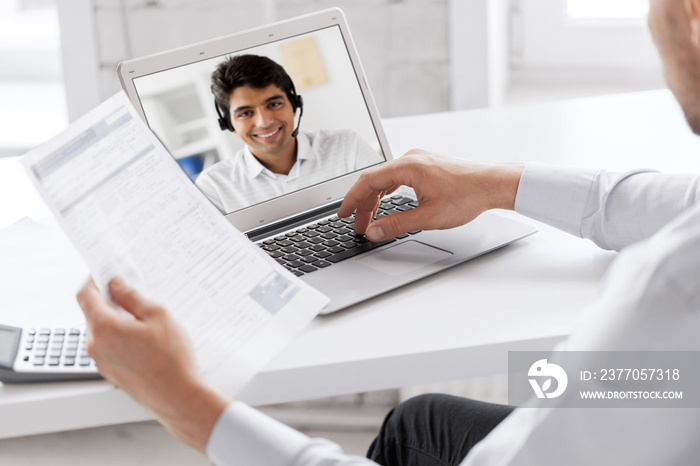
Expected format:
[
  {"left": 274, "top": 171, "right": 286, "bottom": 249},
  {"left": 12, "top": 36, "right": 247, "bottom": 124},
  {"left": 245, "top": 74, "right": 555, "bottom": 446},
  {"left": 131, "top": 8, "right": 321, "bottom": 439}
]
[{"left": 200, "top": 54, "right": 382, "bottom": 213}]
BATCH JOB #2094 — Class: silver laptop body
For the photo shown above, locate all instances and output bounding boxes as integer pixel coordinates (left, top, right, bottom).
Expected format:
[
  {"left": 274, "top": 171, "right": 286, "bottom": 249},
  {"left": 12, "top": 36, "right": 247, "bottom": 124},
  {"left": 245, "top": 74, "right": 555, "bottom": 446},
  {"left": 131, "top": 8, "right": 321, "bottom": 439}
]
[{"left": 117, "top": 8, "right": 537, "bottom": 315}]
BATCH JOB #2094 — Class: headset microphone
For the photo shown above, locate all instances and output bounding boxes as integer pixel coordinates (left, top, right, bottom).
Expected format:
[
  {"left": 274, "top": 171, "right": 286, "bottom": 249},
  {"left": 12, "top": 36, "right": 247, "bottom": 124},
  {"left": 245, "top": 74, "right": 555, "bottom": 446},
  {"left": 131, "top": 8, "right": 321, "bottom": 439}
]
[{"left": 291, "top": 94, "right": 304, "bottom": 138}]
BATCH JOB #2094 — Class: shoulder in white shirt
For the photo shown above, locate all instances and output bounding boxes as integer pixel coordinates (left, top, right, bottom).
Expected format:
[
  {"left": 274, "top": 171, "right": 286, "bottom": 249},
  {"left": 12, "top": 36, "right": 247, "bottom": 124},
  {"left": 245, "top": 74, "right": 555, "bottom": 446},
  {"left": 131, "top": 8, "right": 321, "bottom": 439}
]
[
  {"left": 195, "top": 129, "right": 384, "bottom": 214},
  {"left": 465, "top": 165, "right": 700, "bottom": 465}
]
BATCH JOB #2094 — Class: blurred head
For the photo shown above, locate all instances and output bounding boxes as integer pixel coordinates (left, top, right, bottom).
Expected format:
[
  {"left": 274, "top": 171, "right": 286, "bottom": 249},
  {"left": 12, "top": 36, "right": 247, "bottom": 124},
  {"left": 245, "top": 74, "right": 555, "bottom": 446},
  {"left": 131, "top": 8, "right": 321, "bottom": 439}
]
[{"left": 648, "top": 0, "right": 700, "bottom": 134}]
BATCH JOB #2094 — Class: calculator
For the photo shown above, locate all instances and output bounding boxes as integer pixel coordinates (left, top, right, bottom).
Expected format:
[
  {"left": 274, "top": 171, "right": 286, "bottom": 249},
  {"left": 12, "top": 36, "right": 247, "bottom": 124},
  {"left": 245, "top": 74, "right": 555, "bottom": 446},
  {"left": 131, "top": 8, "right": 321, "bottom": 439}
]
[{"left": 0, "top": 324, "right": 101, "bottom": 383}]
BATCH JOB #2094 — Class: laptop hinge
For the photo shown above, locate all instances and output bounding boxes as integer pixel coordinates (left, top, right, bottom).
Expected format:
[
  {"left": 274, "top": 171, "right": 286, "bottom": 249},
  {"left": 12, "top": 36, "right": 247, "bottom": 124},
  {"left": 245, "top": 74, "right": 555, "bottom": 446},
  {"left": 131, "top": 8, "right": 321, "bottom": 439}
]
[{"left": 245, "top": 200, "right": 344, "bottom": 242}]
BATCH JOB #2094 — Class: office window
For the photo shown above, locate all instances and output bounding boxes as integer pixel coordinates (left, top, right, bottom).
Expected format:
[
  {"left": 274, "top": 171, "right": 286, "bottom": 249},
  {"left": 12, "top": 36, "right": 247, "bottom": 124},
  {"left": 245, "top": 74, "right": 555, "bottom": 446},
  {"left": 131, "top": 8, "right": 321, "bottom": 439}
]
[
  {"left": 567, "top": 0, "right": 648, "bottom": 20},
  {"left": 505, "top": 0, "right": 663, "bottom": 106},
  {"left": 0, "top": 0, "right": 66, "bottom": 157},
  {"left": 0, "top": 0, "right": 61, "bottom": 81},
  {"left": 513, "top": 0, "right": 659, "bottom": 69}
]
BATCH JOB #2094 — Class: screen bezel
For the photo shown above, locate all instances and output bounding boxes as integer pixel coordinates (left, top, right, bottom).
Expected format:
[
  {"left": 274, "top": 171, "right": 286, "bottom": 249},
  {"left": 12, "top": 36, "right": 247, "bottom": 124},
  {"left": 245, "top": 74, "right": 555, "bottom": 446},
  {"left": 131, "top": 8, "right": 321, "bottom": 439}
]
[{"left": 117, "top": 8, "right": 392, "bottom": 233}]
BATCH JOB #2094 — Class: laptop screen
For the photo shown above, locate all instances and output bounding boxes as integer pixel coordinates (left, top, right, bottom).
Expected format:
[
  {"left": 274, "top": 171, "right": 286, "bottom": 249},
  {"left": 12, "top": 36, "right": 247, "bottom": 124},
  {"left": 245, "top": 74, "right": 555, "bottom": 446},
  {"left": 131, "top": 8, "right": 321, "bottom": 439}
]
[{"left": 129, "top": 25, "right": 387, "bottom": 215}]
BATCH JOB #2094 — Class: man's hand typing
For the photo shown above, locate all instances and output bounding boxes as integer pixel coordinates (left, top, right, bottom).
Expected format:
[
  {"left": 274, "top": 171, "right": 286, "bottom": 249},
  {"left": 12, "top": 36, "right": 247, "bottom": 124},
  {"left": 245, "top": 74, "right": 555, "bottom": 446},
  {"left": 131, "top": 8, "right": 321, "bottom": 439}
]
[{"left": 338, "top": 150, "right": 524, "bottom": 241}]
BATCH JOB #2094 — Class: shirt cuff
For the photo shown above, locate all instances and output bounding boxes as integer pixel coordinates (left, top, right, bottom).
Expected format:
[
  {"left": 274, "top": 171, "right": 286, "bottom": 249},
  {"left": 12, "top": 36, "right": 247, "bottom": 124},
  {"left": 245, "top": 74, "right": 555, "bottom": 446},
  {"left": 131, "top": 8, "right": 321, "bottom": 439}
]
[
  {"left": 206, "top": 401, "right": 311, "bottom": 466},
  {"left": 514, "top": 163, "right": 598, "bottom": 238}
]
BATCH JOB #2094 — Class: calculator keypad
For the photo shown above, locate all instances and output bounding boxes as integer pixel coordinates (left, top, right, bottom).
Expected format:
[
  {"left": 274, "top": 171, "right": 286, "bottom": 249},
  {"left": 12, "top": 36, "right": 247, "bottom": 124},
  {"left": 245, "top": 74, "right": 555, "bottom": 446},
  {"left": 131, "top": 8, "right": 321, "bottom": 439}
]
[{"left": 19, "top": 328, "right": 95, "bottom": 371}]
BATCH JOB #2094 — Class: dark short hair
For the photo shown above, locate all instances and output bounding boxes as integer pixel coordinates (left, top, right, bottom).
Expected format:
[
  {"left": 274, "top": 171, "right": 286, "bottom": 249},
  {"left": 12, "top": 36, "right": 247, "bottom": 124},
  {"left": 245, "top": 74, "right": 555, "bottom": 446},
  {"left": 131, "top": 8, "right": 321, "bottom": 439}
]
[{"left": 211, "top": 54, "right": 296, "bottom": 117}]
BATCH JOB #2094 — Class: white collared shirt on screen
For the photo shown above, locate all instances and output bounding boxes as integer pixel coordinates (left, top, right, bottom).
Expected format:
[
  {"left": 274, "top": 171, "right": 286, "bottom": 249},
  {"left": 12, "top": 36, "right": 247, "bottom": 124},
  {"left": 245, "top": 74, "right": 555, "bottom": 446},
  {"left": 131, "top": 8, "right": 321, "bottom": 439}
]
[{"left": 195, "top": 129, "right": 383, "bottom": 214}]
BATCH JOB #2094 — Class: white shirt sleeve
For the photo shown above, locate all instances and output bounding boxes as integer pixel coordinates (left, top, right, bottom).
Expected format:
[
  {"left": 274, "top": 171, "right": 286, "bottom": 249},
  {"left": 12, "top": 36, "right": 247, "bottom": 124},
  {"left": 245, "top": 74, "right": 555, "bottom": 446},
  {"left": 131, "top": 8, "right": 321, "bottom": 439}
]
[
  {"left": 462, "top": 164, "right": 700, "bottom": 465},
  {"left": 514, "top": 163, "right": 700, "bottom": 250},
  {"left": 206, "top": 401, "right": 379, "bottom": 466}
]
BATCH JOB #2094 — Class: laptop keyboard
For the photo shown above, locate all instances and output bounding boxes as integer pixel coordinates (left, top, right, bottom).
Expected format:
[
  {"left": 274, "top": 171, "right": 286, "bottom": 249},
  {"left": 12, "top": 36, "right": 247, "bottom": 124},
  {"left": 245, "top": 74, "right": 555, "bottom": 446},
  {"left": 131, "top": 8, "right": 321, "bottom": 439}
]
[{"left": 257, "top": 195, "right": 421, "bottom": 276}]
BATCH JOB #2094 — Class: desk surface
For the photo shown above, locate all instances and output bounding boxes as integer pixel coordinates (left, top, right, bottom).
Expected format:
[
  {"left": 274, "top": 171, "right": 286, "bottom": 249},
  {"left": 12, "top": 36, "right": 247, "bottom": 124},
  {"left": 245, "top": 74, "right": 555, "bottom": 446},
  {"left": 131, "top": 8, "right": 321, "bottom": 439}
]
[{"left": 2, "top": 89, "right": 699, "bottom": 439}]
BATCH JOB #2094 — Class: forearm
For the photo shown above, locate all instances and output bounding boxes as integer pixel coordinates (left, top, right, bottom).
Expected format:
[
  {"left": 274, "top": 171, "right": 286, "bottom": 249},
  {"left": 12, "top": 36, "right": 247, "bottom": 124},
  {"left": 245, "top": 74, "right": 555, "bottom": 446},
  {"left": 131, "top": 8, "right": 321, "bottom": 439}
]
[
  {"left": 515, "top": 164, "right": 700, "bottom": 251},
  {"left": 150, "top": 375, "right": 231, "bottom": 452},
  {"left": 482, "top": 163, "right": 525, "bottom": 211}
]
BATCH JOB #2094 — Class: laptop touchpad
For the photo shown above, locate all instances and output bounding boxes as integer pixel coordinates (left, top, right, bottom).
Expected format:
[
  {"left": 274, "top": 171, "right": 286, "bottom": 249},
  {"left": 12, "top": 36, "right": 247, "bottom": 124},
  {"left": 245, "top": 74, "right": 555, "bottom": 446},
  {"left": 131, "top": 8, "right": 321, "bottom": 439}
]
[{"left": 356, "top": 240, "right": 453, "bottom": 276}]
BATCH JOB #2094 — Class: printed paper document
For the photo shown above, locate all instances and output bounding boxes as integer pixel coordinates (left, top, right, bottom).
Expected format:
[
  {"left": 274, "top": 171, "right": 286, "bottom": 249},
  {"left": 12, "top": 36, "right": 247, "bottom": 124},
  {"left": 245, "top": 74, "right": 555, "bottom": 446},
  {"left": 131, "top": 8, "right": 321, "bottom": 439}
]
[{"left": 21, "top": 92, "right": 329, "bottom": 394}]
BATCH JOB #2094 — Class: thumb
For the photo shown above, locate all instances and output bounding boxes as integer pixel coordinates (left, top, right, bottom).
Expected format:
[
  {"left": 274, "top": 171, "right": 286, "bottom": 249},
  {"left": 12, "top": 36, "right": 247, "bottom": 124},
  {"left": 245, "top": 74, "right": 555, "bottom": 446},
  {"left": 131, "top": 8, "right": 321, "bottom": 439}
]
[
  {"left": 108, "top": 277, "right": 161, "bottom": 321},
  {"left": 366, "top": 208, "right": 426, "bottom": 241}
]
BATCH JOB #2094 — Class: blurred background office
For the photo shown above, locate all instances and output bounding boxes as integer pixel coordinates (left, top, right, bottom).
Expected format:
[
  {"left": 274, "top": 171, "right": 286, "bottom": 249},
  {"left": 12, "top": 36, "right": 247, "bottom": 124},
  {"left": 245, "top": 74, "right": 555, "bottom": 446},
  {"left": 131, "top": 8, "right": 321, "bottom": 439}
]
[
  {"left": 2, "top": 0, "right": 663, "bottom": 154},
  {"left": 0, "top": 0, "right": 665, "bottom": 464}
]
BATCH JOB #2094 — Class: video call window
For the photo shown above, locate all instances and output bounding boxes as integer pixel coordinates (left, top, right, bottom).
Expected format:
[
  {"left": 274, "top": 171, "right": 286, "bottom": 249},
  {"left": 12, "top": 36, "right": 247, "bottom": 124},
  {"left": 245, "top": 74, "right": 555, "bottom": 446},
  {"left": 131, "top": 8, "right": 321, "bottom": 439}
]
[{"left": 131, "top": 26, "right": 386, "bottom": 214}]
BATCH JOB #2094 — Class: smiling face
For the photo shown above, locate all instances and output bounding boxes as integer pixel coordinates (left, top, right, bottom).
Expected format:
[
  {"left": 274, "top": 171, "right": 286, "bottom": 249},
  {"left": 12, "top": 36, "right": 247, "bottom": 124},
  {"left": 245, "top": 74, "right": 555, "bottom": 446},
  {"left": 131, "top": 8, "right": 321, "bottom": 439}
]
[{"left": 228, "top": 84, "right": 298, "bottom": 173}]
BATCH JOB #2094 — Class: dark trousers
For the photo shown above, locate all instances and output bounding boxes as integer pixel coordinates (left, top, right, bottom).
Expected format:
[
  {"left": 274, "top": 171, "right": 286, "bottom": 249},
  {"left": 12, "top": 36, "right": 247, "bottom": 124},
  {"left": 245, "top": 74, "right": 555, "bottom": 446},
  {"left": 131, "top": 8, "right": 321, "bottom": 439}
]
[{"left": 367, "top": 394, "right": 514, "bottom": 466}]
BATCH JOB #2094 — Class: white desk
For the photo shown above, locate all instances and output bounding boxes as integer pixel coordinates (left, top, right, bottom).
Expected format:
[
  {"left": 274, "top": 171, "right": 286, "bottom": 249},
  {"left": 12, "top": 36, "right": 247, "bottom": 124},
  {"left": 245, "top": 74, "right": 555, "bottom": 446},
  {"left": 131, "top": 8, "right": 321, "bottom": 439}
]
[{"left": 2, "top": 89, "right": 699, "bottom": 439}]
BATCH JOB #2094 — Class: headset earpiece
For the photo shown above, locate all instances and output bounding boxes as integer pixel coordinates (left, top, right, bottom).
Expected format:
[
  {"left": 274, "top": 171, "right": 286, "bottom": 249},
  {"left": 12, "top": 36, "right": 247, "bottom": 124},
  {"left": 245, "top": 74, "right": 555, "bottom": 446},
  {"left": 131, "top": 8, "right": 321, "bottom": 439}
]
[
  {"left": 214, "top": 101, "right": 235, "bottom": 132},
  {"left": 291, "top": 93, "right": 304, "bottom": 138}
]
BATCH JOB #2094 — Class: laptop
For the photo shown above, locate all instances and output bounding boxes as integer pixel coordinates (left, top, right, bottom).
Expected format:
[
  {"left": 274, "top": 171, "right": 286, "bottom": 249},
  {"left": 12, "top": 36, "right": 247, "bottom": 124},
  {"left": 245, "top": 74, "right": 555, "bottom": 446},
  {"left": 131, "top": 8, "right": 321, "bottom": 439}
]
[{"left": 117, "top": 8, "right": 537, "bottom": 315}]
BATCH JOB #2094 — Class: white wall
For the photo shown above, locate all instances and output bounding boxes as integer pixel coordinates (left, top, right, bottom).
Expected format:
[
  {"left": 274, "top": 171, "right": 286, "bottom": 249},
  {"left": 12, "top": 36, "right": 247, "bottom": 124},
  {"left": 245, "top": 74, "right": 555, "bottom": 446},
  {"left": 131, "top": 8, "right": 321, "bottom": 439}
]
[
  {"left": 487, "top": 0, "right": 511, "bottom": 107},
  {"left": 58, "top": 0, "right": 452, "bottom": 122},
  {"left": 56, "top": 0, "right": 667, "bottom": 124}
]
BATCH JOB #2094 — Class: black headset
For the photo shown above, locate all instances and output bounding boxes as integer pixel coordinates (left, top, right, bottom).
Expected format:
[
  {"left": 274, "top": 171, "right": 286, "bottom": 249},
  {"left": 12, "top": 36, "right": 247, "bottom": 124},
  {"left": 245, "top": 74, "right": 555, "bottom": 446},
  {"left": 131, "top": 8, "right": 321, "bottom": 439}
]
[{"left": 215, "top": 82, "right": 304, "bottom": 138}]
